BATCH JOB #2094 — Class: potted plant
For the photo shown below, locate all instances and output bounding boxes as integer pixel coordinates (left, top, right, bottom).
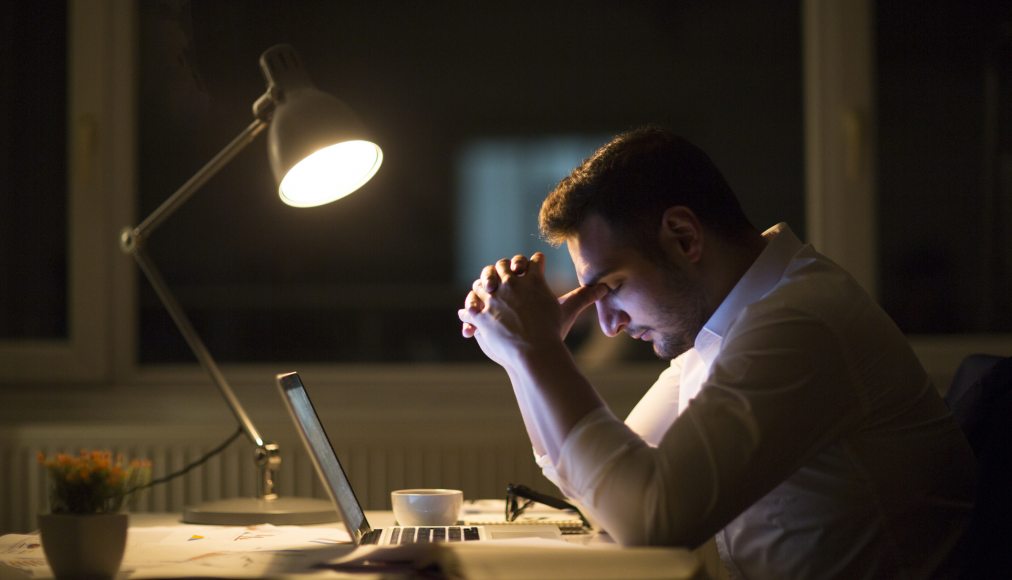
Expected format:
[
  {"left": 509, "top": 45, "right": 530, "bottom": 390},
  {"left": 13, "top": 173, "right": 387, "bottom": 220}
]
[{"left": 36, "top": 450, "right": 151, "bottom": 579}]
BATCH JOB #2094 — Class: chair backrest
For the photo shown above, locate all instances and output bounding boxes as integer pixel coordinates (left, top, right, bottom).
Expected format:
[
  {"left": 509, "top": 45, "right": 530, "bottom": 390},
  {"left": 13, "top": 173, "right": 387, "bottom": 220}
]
[{"left": 944, "top": 354, "right": 1012, "bottom": 578}]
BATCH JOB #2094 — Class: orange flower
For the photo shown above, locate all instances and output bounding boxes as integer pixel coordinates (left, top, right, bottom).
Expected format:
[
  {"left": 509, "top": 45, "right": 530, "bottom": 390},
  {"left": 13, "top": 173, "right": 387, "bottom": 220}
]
[{"left": 40, "top": 448, "right": 152, "bottom": 514}]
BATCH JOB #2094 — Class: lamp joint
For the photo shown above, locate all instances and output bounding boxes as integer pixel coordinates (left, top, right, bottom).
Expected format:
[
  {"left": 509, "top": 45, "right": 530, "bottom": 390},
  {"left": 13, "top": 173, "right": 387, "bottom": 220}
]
[
  {"left": 255, "top": 442, "right": 282, "bottom": 500},
  {"left": 252, "top": 91, "right": 277, "bottom": 122},
  {"left": 119, "top": 227, "right": 141, "bottom": 255}
]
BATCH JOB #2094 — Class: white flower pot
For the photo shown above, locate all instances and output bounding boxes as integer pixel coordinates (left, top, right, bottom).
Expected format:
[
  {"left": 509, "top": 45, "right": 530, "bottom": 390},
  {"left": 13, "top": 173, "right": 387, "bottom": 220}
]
[{"left": 38, "top": 513, "right": 128, "bottom": 579}]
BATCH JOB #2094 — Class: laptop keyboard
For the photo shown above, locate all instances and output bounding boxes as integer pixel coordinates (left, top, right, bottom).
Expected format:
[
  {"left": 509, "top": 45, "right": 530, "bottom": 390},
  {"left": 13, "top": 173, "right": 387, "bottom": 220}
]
[
  {"left": 394, "top": 526, "right": 480, "bottom": 544},
  {"left": 362, "top": 526, "right": 481, "bottom": 544}
]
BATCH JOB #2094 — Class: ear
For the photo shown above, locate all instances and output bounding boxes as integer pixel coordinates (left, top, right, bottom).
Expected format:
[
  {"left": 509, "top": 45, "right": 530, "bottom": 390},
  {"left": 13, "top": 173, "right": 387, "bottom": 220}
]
[{"left": 658, "top": 206, "right": 704, "bottom": 264}]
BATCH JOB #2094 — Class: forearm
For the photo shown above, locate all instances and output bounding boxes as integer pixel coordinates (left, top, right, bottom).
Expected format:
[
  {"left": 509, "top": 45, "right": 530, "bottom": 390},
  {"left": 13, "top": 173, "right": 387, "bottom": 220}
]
[
  {"left": 509, "top": 340, "right": 606, "bottom": 456},
  {"left": 457, "top": 251, "right": 609, "bottom": 463},
  {"left": 505, "top": 367, "right": 550, "bottom": 457}
]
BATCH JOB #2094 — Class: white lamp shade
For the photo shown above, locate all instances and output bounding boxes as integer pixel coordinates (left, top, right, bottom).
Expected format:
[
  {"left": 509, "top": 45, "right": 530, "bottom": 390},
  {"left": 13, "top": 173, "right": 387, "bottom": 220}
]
[
  {"left": 268, "top": 89, "right": 383, "bottom": 208},
  {"left": 260, "top": 45, "right": 382, "bottom": 208}
]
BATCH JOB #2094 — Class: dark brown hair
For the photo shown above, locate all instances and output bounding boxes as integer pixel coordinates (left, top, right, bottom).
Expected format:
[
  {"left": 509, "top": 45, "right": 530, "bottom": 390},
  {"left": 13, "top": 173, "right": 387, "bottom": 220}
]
[{"left": 539, "top": 126, "right": 753, "bottom": 251}]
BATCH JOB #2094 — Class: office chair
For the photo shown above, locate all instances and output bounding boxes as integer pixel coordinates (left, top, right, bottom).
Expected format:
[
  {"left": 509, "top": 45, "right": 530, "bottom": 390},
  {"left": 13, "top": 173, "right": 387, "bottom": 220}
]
[{"left": 944, "top": 353, "right": 1012, "bottom": 578}]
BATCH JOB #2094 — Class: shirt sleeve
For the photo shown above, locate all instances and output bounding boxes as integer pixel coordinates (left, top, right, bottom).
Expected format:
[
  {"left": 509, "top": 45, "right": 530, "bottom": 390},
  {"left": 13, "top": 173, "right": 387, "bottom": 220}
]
[
  {"left": 625, "top": 357, "right": 685, "bottom": 445},
  {"left": 552, "top": 306, "right": 862, "bottom": 547},
  {"left": 535, "top": 356, "right": 684, "bottom": 490}
]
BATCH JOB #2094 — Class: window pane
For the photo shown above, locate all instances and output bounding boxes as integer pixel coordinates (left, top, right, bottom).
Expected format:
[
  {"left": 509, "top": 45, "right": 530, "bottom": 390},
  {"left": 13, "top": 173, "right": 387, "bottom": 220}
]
[
  {"left": 136, "top": 0, "right": 802, "bottom": 364},
  {"left": 455, "top": 136, "right": 612, "bottom": 291},
  {"left": 0, "top": 3, "right": 68, "bottom": 340},
  {"left": 877, "top": 0, "right": 1012, "bottom": 333}
]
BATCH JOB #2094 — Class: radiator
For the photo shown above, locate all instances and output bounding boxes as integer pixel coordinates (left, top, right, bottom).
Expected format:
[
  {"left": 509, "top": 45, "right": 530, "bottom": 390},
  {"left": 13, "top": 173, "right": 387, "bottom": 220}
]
[{"left": 0, "top": 424, "right": 547, "bottom": 535}]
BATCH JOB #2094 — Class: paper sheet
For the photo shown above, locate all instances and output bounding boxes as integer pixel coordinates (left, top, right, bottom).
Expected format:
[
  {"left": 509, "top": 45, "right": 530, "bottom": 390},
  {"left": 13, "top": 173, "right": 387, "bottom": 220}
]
[
  {"left": 0, "top": 524, "right": 356, "bottom": 579},
  {"left": 318, "top": 540, "right": 703, "bottom": 580}
]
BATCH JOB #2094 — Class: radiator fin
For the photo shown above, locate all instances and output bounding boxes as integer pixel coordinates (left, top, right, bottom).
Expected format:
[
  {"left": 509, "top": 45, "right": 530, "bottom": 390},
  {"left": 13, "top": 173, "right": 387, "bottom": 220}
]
[{"left": 2, "top": 431, "right": 548, "bottom": 534}]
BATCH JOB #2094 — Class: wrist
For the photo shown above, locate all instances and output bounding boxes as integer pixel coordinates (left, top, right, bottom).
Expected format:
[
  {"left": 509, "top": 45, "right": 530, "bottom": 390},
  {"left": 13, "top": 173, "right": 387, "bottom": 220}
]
[{"left": 514, "top": 337, "right": 570, "bottom": 370}]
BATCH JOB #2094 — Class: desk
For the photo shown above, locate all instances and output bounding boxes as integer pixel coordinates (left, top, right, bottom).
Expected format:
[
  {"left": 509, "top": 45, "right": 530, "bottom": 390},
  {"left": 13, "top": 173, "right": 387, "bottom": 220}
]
[{"left": 0, "top": 512, "right": 703, "bottom": 579}]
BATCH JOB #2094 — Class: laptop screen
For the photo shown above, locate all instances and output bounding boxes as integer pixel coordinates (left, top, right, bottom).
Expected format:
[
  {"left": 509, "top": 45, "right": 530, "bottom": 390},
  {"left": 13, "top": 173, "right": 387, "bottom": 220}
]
[{"left": 276, "top": 372, "right": 371, "bottom": 543}]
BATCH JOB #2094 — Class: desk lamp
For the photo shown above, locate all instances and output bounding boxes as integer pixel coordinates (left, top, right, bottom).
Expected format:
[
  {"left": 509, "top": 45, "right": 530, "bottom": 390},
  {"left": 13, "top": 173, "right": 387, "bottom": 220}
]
[{"left": 119, "top": 44, "right": 382, "bottom": 525}]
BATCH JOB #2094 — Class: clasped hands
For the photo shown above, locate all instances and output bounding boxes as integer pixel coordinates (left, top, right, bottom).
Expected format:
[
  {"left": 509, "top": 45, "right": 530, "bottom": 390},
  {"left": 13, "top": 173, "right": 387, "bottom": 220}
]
[{"left": 457, "top": 252, "right": 607, "bottom": 367}]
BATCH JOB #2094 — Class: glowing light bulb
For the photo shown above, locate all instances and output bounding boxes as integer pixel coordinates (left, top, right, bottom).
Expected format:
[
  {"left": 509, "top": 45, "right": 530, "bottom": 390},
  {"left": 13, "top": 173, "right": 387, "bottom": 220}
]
[{"left": 278, "top": 140, "right": 383, "bottom": 208}]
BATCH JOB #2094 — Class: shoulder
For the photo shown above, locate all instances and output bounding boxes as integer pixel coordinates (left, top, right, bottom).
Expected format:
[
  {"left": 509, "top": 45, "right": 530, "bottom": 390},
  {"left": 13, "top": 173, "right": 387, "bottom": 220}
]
[
  {"left": 715, "top": 247, "right": 879, "bottom": 377},
  {"left": 719, "top": 244, "right": 917, "bottom": 391},
  {"left": 744, "top": 245, "right": 877, "bottom": 333}
]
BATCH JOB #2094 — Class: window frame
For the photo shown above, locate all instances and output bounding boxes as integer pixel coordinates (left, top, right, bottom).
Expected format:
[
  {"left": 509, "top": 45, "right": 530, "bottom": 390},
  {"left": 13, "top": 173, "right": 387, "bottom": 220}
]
[
  {"left": 0, "top": 0, "right": 136, "bottom": 383},
  {"left": 2, "top": 0, "right": 1007, "bottom": 387}
]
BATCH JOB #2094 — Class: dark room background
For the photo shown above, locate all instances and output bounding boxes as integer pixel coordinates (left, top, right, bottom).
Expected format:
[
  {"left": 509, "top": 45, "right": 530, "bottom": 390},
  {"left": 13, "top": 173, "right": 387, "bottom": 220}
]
[
  {"left": 135, "top": 0, "right": 804, "bottom": 364},
  {"left": 3, "top": 0, "right": 1010, "bottom": 367}
]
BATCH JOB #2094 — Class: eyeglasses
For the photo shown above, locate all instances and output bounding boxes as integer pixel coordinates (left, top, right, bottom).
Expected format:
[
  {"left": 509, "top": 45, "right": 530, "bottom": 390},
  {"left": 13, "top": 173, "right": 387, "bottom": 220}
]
[{"left": 505, "top": 483, "right": 591, "bottom": 529}]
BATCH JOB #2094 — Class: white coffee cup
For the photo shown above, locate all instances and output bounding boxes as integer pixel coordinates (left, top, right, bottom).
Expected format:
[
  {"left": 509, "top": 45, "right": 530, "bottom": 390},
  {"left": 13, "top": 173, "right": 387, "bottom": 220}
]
[{"left": 391, "top": 489, "right": 463, "bottom": 526}]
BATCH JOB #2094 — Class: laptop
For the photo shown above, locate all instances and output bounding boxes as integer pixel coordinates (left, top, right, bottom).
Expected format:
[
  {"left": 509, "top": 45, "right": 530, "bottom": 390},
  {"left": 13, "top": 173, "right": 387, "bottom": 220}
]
[{"left": 275, "top": 371, "right": 562, "bottom": 545}]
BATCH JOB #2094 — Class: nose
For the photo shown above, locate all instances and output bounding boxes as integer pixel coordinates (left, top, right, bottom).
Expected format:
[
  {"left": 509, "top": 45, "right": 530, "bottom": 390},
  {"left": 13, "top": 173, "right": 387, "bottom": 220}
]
[{"left": 596, "top": 298, "right": 629, "bottom": 337}]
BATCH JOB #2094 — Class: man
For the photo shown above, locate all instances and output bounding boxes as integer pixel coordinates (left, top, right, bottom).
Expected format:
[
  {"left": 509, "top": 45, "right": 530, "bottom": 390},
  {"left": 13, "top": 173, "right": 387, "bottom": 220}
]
[{"left": 457, "top": 127, "right": 976, "bottom": 578}]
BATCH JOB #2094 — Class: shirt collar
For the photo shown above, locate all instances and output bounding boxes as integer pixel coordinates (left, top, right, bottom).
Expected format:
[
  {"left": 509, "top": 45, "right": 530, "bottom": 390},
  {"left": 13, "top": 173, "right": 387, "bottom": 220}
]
[{"left": 698, "top": 223, "right": 802, "bottom": 345}]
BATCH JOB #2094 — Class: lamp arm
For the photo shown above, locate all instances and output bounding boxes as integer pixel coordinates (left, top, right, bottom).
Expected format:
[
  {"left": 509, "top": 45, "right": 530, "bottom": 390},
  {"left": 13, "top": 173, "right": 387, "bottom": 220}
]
[
  {"left": 133, "top": 117, "right": 269, "bottom": 240},
  {"left": 127, "top": 244, "right": 266, "bottom": 448},
  {"left": 120, "top": 103, "right": 283, "bottom": 500}
]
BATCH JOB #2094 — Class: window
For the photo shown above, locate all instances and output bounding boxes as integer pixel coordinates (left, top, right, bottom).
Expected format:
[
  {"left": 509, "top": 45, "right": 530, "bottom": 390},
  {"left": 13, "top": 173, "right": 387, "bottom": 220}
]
[
  {"left": 0, "top": 3, "right": 68, "bottom": 341},
  {"left": 876, "top": 0, "right": 1012, "bottom": 334},
  {"left": 455, "top": 136, "right": 610, "bottom": 291},
  {"left": 3, "top": 0, "right": 1003, "bottom": 390},
  {"left": 0, "top": 1, "right": 127, "bottom": 382}
]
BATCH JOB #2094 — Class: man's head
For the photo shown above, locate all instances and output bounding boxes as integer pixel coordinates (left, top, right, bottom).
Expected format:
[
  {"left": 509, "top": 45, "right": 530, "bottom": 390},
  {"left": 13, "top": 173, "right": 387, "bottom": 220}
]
[
  {"left": 539, "top": 126, "right": 753, "bottom": 253},
  {"left": 539, "top": 127, "right": 756, "bottom": 359}
]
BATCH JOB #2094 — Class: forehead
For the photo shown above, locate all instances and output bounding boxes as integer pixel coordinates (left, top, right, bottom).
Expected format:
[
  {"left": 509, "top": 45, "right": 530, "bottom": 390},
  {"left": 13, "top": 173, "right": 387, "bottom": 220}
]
[{"left": 566, "top": 214, "right": 641, "bottom": 285}]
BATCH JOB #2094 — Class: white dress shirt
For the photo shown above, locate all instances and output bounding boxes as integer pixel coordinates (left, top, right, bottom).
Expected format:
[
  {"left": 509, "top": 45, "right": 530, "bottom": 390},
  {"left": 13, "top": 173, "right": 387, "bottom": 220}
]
[{"left": 528, "top": 224, "right": 976, "bottom": 579}]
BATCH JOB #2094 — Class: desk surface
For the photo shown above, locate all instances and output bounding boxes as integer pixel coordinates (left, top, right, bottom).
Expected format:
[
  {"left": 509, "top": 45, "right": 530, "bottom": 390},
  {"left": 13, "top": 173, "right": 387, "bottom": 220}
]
[{"left": 0, "top": 511, "right": 703, "bottom": 579}]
